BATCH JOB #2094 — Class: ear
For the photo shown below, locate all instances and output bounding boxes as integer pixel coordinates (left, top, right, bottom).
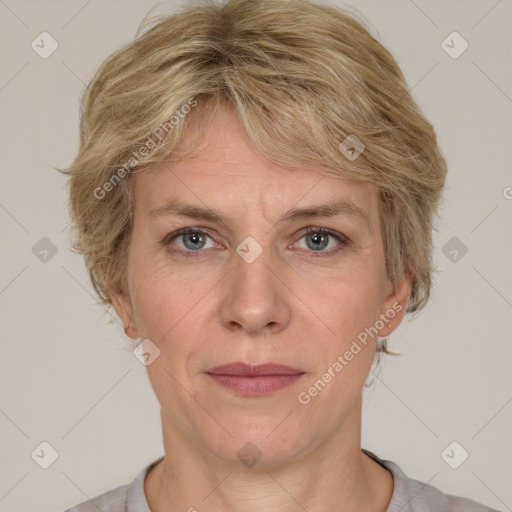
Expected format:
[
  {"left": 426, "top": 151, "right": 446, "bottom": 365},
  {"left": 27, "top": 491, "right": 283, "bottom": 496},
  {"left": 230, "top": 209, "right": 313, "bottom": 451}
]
[
  {"left": 377, "top": 272, "right": 411, "bottom": 338},
  {"left": 110, "top": 287, "right": 140, "bottom": 340}
]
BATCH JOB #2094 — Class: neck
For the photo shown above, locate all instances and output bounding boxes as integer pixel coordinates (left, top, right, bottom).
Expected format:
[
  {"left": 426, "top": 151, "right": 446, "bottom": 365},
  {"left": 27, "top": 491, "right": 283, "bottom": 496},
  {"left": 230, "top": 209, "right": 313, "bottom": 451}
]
[{"left": 144, "top": 396, "right": 393, "bottom": 512}]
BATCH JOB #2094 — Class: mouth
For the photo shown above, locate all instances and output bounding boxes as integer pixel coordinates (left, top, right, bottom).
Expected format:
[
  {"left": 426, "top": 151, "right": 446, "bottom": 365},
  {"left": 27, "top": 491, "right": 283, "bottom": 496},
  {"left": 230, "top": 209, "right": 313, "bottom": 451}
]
[{"left": 205, "top": 362, "right": 305, "bottom": 396}]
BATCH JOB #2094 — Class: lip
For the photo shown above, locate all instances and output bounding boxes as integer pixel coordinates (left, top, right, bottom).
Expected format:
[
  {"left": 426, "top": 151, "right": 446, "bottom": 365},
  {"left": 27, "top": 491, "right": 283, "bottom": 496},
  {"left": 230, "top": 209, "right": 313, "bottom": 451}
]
[
  {"left": 207, "top": 362, "right": 303, "bottom": 376},
  {"left": 206, "top": 362, "right": 305, "bottom": 395}
]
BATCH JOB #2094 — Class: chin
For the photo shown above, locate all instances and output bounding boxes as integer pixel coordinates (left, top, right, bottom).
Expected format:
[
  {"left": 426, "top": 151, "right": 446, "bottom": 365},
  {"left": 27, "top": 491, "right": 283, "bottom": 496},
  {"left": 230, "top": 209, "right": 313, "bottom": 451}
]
[{"left": 201, "top": 415, "right": 311, "bottom": 469}]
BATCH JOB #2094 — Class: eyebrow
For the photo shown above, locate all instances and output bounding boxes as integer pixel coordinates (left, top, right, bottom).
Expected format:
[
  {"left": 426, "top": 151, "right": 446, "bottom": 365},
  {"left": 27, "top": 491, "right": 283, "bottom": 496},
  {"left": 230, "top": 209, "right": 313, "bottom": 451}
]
[{"left": 148, "top": 198, "right": 371, "bottom": 229}]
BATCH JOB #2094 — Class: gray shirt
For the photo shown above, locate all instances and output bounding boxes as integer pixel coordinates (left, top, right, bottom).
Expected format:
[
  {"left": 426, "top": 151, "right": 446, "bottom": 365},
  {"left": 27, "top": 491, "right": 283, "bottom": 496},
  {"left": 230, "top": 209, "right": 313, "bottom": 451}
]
[{"left": 63, "top": 449, "right": 500, "bottom": 511}]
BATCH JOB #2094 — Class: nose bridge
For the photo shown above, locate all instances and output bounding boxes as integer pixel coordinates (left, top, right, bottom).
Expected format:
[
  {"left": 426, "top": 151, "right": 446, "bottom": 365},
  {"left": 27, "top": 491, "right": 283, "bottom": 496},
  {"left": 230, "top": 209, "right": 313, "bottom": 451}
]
[
  {"left": 234, "top": 238, "right": 273, "bottom": 292},
  {"left": 219, "top": 237, "right": 290, "bottom": 334}
]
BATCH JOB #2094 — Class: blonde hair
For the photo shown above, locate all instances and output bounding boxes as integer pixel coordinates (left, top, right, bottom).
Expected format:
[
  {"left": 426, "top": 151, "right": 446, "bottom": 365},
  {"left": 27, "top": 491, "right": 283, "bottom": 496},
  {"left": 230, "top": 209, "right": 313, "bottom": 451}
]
[{"left": 58, "top": 0, "right": 447, "bottom": 355}]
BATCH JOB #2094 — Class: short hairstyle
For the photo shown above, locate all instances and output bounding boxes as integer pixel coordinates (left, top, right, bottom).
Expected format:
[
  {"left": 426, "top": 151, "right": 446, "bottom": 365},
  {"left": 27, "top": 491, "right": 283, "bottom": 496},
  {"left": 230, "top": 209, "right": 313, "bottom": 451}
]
[{"left": 59, "top": 0, "right": 447, "bottom": 355}]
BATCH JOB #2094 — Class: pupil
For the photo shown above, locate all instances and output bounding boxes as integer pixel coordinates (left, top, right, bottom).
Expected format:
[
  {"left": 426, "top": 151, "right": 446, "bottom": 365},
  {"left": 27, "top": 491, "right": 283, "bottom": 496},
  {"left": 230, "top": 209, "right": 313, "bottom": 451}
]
[
  {"left": 309, "top": 232, "right": 327, "bottom": 250},
  {"left": 185, "top": 232, "right": 204, "bottom": 250}
]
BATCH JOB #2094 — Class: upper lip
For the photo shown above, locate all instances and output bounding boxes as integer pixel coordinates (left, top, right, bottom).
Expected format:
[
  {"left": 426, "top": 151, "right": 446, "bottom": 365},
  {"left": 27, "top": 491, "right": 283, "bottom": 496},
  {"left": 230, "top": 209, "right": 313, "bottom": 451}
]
[{"left": 206, "top": 362, "right": 304, "bottom": 376}]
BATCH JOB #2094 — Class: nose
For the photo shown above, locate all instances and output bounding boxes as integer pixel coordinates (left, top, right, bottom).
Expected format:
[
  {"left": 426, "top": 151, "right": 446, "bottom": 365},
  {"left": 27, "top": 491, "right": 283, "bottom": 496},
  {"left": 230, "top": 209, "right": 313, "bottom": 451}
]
[{"left": 219, "top": 245, "right": 291, "bottom": 336}]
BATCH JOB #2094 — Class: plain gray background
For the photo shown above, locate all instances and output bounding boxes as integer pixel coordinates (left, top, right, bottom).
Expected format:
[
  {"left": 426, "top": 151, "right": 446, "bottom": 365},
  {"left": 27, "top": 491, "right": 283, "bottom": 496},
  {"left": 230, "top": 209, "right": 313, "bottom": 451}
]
[{"left": 0, "top": 1, "right": 511, "bottom": 511}]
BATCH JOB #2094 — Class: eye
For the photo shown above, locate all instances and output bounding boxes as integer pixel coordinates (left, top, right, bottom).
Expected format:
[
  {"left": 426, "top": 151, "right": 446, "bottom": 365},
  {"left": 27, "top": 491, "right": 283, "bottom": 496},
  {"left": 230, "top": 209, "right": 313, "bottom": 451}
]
[
  {"left": 295, "top": 227, "right": 348, "bottom": 256},
  {"left": 162, "top": 227, "right": 349, "bottom": 258},
  {"left": 164, "top": 228, "right": 217, "bottom": 256}
]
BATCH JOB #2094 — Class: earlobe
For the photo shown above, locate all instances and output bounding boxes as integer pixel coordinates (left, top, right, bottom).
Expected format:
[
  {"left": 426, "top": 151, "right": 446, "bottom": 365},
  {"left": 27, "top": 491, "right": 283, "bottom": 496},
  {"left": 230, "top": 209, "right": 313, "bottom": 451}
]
[{"left": 110, "top": 289, "right": 140, "bottom": 339}]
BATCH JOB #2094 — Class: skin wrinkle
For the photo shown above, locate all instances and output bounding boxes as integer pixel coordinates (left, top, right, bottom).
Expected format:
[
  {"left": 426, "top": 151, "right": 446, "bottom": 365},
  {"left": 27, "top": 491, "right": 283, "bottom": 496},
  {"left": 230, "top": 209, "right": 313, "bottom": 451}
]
[
  {"left": 58, "top": 2, "right": 450, "bottom": 507},
  {"left": 111, "top": 103, "right": 410, "bottom": 512}
]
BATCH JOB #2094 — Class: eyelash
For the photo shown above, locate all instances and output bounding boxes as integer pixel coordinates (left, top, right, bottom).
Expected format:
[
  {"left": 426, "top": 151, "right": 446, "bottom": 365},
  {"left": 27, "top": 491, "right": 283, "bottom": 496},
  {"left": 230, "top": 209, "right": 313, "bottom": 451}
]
[{"left": 162, "top": 227, "right": 349, "bottom": 258}]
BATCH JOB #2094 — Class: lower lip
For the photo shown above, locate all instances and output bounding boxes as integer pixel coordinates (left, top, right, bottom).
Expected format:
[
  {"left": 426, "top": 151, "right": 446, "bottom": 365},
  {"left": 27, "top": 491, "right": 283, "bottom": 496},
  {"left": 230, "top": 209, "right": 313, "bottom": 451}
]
[{"left": 207, "top": 374, "right": 304, "bottom": 395}]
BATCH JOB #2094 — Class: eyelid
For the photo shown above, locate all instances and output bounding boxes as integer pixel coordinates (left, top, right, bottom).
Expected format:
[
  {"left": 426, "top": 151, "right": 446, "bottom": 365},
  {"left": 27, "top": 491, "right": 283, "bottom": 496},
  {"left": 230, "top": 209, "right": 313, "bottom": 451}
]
[
  {"left": 162, "top": 227, "right": 219, "bottom": 248},
  {"left": 292, "top": 227, "right": 349, "bottom": 256},
  {"left": 299, "top": 226, "right": 349, "bottom": 243},
  {"left": 163, "top": 226, "right": 349, "bottom": 256}
]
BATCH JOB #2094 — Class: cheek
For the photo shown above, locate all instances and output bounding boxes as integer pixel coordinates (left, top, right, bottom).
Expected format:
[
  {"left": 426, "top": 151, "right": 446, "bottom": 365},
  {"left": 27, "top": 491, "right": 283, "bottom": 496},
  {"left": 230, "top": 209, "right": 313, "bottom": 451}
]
[
  {"left": 305, "top": 264, "right": 385, "bottom": 345},
  {"left": 127, "top": 242, "right": 175, "bottom": 338},
  {"left": 130, "top": 270, "right": 186, "bottom": 341},
  {"left": 127, "top": 225, "right": 386, "bottom": 351},
  {"left": 127, "top": 248, "right": 217, "bottom": 348},
  {"left": 301, "top": 270, "right": 383, "bottom": 397}
]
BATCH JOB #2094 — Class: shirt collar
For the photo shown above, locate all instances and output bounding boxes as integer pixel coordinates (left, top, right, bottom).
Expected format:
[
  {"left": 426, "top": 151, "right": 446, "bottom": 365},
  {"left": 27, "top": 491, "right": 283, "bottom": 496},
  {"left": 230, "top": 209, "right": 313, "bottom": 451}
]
[
  {"left": 126, "top": 455, "right": 164, "bottom": 512},
  {"left": 127, "top": 450, "right": 410, "bottom": 512}
]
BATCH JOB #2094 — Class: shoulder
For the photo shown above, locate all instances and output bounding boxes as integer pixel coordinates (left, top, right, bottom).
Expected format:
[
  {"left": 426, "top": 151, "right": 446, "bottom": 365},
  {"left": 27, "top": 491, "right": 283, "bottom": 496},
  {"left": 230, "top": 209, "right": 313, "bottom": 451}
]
[
  {"left": 398, "top": 471, "right": 499, "bottom": 511},
  {"left": 362, "top": 449, "right": 500, "bottom": 512},
  {"left": 62, "top": 456, "right": 163, "bottom": 512},
  {"left": 62, "top": 483, "right": 129, "bottom": 512}
]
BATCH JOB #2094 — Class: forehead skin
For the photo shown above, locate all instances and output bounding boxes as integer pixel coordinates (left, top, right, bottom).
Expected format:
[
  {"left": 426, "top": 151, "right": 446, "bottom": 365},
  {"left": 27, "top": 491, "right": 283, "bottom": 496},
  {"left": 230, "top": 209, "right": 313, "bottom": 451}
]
[{"left": 132, "top": 103, "right": 381, "bottom": 250}]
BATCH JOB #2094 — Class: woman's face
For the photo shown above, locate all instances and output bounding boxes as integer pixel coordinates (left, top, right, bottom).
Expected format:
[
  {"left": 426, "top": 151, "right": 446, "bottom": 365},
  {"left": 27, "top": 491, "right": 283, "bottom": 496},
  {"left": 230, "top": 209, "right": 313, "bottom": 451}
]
[{"left": 112, "top": 103, "right": 409, "bottom": 467}]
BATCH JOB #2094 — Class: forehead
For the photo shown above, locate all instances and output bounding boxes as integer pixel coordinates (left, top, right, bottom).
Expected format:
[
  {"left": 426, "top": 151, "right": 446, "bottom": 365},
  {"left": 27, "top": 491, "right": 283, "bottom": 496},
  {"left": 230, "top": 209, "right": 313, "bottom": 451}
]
[{"left": 133, "top": 103, "right": 380, "bottom": 228}]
